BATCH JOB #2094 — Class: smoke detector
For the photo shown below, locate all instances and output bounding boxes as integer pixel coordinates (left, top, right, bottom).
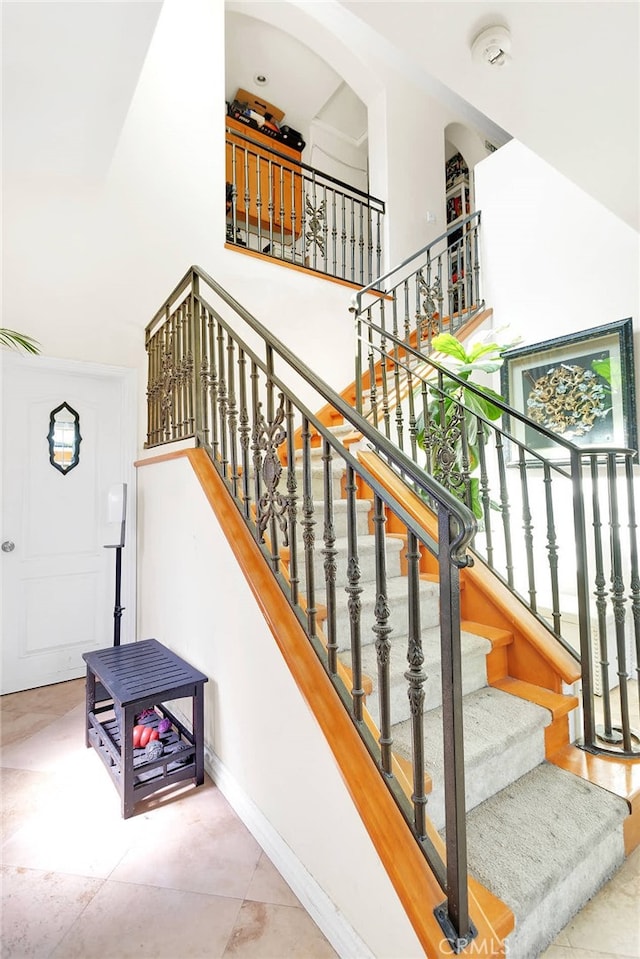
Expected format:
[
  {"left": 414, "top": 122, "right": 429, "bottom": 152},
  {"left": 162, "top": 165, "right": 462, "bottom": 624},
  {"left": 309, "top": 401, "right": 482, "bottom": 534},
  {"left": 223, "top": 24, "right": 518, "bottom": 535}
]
[{"left": 471, "top": 26, "right": 512, "bottom": 67}]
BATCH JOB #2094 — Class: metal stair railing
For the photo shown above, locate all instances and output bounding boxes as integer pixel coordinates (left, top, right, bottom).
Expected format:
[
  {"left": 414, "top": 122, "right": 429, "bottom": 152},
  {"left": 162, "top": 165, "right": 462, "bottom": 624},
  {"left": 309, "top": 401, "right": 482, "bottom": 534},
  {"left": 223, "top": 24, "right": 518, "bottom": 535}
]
[
  {"left": 226, "top": 124, "right": 385, "bottom": 287},
  {"left": 350, "top": 211, "right": 484, "bottom": 400},
  {"left": 348, "top": 309, "right": 640, "bottom": 759},
  {"left": 145, "top": 265, "right": 481, "bottom": 952}
]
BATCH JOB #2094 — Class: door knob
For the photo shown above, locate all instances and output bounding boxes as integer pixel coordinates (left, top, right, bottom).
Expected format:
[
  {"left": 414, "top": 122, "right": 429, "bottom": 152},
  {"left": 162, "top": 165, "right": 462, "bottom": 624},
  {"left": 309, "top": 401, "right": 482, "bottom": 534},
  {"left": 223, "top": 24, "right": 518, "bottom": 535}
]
[{"left": 2, "top": 541, "right": 15, "bottom": 552}]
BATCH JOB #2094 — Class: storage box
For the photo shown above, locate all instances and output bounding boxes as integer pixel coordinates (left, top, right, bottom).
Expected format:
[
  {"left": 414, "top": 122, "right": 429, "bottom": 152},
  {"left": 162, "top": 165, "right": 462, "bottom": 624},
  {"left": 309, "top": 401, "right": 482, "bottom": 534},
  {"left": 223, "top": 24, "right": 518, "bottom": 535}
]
[{"left": 234, "top": 88, "right": 285, "bottom": 123}]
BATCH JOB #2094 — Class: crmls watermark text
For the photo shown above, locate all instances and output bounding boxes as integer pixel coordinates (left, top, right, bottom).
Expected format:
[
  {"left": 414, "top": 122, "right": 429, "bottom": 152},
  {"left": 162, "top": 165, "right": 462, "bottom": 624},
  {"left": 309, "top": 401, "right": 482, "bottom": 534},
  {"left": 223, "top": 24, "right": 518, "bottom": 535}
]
[{"left": 438, "top": 939, "right": 504, "bottom": 956}]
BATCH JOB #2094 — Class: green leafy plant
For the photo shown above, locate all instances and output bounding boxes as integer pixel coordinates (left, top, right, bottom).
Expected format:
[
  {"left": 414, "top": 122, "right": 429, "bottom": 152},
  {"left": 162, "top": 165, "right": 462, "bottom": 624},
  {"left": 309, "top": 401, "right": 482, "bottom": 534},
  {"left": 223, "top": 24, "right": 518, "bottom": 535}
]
[
  {"left": 0, "top": 329, "right": 41, "bottom": 354},
  {"left": 416, "top": 331, "right": 513, "bottom": 519}
]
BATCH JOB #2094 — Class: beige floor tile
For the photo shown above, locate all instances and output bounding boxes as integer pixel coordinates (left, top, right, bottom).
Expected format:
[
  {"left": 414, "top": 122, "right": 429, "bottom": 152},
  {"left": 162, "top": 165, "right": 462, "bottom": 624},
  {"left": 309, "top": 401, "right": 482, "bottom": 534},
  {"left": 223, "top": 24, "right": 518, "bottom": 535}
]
[
  {"left": 0, "top": 765, "right": 55, "bottom": 839},
  {"left": 0, "top": 708, "right": 62, "bottom": 746},
  {"left": 541, "top": 948, "right": 633, "bottom": 959},
  {"left": 555, "top": 851, "right": 640, "bottom": 958},
  {"left": 109, "top": 808, "right": 263, "bottom": 899},
  {"left": 0, "top": 703, "right": 86, "bottom": 773},
  {"left": 244, "top": 852, "right": 301, "bottom": 909},
  {"left": 222, "top": 900, "right": 338, "bottom": 958},
  {"left": 0, "top": 678, "right": 85, "bottom": 717},
  {"left": 0, "top": 865, "right": 104, "bottom": 958},
  {"left": 50, "top": 880, "right": 243, "bottom": 959}
]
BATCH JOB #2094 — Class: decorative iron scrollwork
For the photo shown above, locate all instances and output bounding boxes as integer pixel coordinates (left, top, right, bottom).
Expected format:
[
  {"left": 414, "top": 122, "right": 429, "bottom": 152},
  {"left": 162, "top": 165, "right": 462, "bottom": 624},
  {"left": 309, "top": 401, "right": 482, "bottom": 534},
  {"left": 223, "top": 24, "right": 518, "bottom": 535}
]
[
  {"left": 305, "top": 196, "right": 326, "bottom": 256},
  {"left": 416, "top": 272, "right": 441, "bottom": 340},
  {"left": 252, "top": 393, "right": 289, "bottom": 545}
]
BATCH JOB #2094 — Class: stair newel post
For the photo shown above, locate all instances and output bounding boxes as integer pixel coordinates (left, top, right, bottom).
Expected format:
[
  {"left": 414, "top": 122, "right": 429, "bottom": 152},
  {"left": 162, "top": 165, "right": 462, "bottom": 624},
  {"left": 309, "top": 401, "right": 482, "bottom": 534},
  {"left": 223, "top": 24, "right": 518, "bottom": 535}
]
[
  {"left": 372, "top": 494, "right": 393, "bottom": 775},
  {"left": 322, "top": 439, "right": 338, "bottom": 675},
  {"left": 435, "top": 509, "right": 475, "bottom": 954},
  {"left": 345, "top": 464, "right": 365, "bottom": 722},
  {"left": 285, "top": 399, "right": 299, "bottom": 606},
  {"left": 404, "top": 530, "right": 428, "bottom": 839},
  {"left": 190, "top": 271, "right": 203, "bottom": 444},
  {"left": 571, "top": 449, "right": 597, "bottom": 749},
  {"left": 301, "top": 415, "right": 317, "bottom": 638}
]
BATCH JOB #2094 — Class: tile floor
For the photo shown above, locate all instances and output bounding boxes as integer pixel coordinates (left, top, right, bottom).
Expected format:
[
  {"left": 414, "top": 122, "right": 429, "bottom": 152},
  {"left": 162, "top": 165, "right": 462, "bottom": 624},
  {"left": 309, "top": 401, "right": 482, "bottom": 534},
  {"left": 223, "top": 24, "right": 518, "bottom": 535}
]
[{"left": 1, "top": 679, "right": 638, "bottom": 959}]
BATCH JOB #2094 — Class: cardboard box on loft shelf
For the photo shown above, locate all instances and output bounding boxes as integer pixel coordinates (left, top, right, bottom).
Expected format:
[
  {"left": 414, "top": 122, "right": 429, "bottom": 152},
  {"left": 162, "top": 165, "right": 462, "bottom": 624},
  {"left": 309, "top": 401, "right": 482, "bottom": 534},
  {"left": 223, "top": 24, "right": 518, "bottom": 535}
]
[{"left": 233, "top": 88, "right": 285, "bottom": 123}]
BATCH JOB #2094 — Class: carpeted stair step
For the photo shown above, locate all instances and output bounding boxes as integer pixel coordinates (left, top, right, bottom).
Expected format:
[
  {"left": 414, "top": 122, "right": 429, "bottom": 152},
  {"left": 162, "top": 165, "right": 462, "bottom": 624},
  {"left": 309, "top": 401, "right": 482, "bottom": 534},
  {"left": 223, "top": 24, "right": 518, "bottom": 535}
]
[
  {"left": 393, "top": 686, "right": 550, "bottom": 831},
  {"left": 465, "top": 762, "right": 627, "bottom": 959},
  {"left": 346, "top": 625, "right": 491, "bottom": 726},
  {"left": 283, "top": 532, "right": 406, "bottom": 590},
  {"left": 332, "top": 574, "right": 441, "bottom": 652}
]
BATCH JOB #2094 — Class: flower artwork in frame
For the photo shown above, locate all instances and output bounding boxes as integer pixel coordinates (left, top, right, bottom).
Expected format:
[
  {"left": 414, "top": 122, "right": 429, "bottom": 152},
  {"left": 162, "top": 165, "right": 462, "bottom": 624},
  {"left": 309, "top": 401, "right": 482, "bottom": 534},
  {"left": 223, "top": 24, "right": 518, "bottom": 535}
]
[{"left": 500, "top": 318, "right": 637, "bottom": 458}]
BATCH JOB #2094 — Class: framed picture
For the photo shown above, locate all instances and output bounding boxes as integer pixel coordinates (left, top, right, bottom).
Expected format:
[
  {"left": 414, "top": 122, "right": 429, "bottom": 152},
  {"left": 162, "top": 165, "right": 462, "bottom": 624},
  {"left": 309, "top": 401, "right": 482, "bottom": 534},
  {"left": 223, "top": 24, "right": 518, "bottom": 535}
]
[{"left": 500, "top": 318, "right": 637, "bottom": 457}]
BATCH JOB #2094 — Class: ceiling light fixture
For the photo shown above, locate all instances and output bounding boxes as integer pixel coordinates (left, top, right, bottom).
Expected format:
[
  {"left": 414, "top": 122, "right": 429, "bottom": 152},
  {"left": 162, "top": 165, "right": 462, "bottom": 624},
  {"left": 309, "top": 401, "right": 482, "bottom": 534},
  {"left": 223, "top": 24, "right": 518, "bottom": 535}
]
[
  {"left": 471, "top": 26, "right": 512, "bottom": 68},
  {"left": 253, "top": 73, "right": 269, "bottom": 86}
]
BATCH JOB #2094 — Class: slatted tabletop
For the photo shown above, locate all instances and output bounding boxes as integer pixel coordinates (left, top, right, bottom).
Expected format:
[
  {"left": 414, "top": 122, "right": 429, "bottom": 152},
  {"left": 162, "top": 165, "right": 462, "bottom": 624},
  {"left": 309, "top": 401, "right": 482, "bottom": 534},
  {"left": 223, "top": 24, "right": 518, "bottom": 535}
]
[{"left": 83, "top": 639, "right": 208, "bottom": 705}]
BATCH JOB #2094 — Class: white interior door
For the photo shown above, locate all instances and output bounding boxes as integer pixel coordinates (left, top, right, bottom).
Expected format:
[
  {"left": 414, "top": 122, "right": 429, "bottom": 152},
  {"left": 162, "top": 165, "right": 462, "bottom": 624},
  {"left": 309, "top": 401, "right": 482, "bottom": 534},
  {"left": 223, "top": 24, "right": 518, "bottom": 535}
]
[{"left": 1, "top": 353, "right": 136, "bottom": 694}]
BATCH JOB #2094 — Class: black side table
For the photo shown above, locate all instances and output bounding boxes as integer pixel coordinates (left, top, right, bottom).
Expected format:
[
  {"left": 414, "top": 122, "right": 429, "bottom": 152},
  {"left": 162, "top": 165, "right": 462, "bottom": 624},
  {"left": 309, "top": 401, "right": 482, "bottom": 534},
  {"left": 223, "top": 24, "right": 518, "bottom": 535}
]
[{"left": 83, "top": 639, "right": 208, "bottom": 818}]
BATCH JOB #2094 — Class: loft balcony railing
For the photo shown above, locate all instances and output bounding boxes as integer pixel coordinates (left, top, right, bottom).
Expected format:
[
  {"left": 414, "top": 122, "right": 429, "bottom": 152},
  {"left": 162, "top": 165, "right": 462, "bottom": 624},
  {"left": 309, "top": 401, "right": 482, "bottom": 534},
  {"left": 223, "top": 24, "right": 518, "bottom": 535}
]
[
  {"left": 349, "top": 292, "right": 640, "bottom": 759},
  {"left": 146, "top": 266, "right": 480, "bottom": 952},
  {"left": 226, "top": 124, "right": 385, "bottom": 288}
]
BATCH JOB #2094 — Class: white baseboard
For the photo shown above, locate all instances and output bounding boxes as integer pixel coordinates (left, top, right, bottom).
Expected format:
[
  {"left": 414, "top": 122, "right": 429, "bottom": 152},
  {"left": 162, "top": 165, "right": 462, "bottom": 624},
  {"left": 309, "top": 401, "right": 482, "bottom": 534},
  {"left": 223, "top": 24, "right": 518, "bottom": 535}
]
[{"left": 203, "top": 745, "right": 375, "bottom": 959}]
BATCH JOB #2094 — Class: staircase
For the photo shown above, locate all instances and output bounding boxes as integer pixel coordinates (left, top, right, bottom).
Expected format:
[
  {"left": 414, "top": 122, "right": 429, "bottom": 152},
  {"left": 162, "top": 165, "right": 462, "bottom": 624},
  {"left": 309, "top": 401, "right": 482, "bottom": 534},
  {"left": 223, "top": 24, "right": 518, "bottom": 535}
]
[
  {"left": 294, "top": 425, "right": 628, "bottom": 958},
  {"left": 143, "top": 265, "right": 638, "bottom": 959}
]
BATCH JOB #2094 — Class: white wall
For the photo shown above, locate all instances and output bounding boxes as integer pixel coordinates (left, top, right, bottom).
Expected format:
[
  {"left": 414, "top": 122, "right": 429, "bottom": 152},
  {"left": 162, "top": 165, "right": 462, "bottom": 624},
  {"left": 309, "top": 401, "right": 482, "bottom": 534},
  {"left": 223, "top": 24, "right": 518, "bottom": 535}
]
[
  {"left": 137, "top": 454, "right": 425, "bottom": 959},
  {"left": 474, "top": 139, "right": 640, "bottom": 418}
]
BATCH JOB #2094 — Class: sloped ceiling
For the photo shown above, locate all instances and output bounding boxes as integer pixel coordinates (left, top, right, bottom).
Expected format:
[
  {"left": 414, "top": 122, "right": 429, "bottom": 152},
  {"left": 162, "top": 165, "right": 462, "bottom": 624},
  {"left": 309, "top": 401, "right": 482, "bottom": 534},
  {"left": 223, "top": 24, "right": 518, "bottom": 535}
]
[
  {"left": 2, "top": 0, "right": 162, "bottom": 180},
  {"left": 338, "top": 0, "right": 639, "bottom": 232}
]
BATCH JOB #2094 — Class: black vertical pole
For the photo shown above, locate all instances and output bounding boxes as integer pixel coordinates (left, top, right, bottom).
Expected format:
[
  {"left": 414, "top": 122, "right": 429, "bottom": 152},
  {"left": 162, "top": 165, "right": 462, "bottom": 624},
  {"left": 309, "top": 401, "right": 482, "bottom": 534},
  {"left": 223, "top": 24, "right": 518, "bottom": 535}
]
[{"left": 113, "top": 545, "right": 123, "bottom": 647}]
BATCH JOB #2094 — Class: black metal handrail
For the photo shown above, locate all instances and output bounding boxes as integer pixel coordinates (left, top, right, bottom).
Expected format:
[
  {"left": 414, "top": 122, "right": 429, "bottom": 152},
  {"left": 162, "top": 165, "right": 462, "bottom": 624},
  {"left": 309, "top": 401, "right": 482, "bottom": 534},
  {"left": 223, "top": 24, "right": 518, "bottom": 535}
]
[
  {"left": 225, "top": 124, "right": 385, "bottom": 287},
  {"left": 145, "top": 265, "right": 479, "bottom": 951},
  {"left": 349, "top": 309, "right": 640, "bottom": 759}
]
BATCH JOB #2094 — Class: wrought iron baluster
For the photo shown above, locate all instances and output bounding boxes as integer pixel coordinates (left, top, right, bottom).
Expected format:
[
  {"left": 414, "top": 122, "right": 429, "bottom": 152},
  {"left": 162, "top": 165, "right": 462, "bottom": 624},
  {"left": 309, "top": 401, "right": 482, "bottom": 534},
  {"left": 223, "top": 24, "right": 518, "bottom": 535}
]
[
  {"left": 366, "top": 204, "right": 374, "bottom": 287},
  {"left": 350, "top": 197, "right": 356, "bottom": 283},
  {"left": 372, "top": 494, "right": 393, "bottom": 774},
  {"left": 253, "top": 392, "right": 287, "bottom": 575},
  {"left": 250, "top": 361, "right": 262, "bottom": 528},
  {"left": 495, "top": 433, "right": 514, "bottom": 589},
  {"left": 607, "top": 452, "right": 632, "bottom": 752},
  {"left": 243, "top": 146, "right": 250, "bottom": 240},
  {"left": 255, "top": 153, "right": 263, "bottom": 250},
  {"left": 198, "top": 305, "right": 210, "bottom": 449},
  {"left": 379, "top": 301, "right": 391, "bottom": 441},
  {"left": 358, "top": 200, "right": 365, "bottom": 286},
  {"left": 624, "top": 454, "right": 640, "bottom": 718},
  {"left": 238, "top": 347, "right": 251, "bottom": 520},
  {"left": 207, "top": 310, "right": 219, "bottom": 461},
  {"left": 290, "top": 167, "right": 298, "bottom": 262},
  {"left": 345, "top": 464, "right": 364, "bottom": 721},
  {"left": 301, "top": 416, "right": 317, "bottom": 637},
  {"left": 542, "top": 462, "right": 562, "bottom": 635},
  {"left": 476, "top": 426, "right": 493, "bottom": 565},
  {"left": 322, "top": 439, "right": 338, "bottom": 675},
  {"left": 518, "top": 447, "right": 537, "bottom": 610},
  {"left": 226, "top": 335, "right": 239, "bottom": 498},
  {"left": 301, "top": 172, "right": 309, "bottom": 268},
  {"left": 391, "top": 294, "right": 404, "bottom": 452},
  {"left": 367, "top": 323, "right": 378, "bottom": 429},
  {"left": 341, "top": 193, "right": 347, "bottom": 282},
  {"left": 285, "top": 399, "right": 299, "bottom": 606},
  {"left": 322, "top": 185, "right": 329, "bottom": 274},
  {"left": 375, "top": 208, "right": 382, "bottom": 281},
  {"left": 331, "top": 189, "right": 338, "bottom": 278},
  {"left": 590, "top": 456, "right": 615, "bottom": 741},
  {"left": 267, "top": 156, "right": 274, "bottom": 253},
  {"left": 279, "top": 163, "right": 285, "bottom": 253},
  {"left": 217, "top": 321, "right": 229, "bottom": 479},
  {"left": 404, "top": 530, "right": 428, "bottom": 838},
  {"left": 436, "top": 510, "right": 474, "bottom": 954}
]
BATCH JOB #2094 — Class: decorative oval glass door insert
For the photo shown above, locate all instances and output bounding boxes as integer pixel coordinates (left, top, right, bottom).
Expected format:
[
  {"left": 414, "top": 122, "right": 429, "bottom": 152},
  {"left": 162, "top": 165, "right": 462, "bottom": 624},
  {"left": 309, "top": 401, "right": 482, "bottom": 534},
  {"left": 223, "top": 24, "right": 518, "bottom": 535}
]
[{"left": 47, "top": 402, "right": 81, "bottom": 474}]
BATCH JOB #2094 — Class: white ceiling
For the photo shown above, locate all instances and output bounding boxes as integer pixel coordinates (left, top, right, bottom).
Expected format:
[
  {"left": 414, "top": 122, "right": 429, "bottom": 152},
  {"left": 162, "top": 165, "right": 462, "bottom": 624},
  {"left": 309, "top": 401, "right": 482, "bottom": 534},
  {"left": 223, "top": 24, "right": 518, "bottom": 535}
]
[{"left": 2, "top": 1, "right": 638, "bottom": 231}]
